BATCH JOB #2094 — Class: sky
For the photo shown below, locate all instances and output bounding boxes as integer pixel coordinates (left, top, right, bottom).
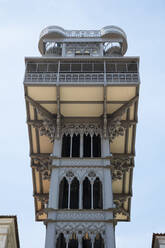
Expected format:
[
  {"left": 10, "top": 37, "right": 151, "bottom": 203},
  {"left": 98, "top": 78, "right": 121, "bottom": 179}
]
[{"left": 0, "top": 0, "right": 165, "bottom": 247}]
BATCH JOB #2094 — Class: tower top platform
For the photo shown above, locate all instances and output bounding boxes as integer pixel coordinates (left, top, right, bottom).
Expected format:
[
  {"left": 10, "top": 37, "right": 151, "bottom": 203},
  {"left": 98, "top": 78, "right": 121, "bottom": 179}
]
[{"left": 38, "top": 25, "right": 128, "bottom": 56}]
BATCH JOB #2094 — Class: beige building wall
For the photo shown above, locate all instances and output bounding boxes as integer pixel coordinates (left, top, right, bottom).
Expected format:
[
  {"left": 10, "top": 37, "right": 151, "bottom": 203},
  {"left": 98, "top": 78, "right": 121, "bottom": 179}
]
[
  {"left": 152, "top": 234, "right": 165, "bottom": 248},
  {"left": 0, "top": 216, "right": 19, "bottom": 248}
]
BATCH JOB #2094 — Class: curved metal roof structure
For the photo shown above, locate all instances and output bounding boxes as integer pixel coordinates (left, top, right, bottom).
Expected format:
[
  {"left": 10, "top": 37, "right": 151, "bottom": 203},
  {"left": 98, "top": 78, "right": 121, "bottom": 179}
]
[{"left": 38, "top": 25, "right": 128, "bottom": 56}]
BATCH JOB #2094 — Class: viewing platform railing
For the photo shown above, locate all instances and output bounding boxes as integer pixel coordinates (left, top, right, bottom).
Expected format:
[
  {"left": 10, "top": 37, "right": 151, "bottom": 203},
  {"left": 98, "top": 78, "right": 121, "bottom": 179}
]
[{"left": 24, "top": 72, "right": 139, "bottom": 83}]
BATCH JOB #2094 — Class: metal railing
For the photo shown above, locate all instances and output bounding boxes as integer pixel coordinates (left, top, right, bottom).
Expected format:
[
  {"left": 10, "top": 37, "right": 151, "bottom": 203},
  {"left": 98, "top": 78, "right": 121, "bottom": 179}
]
[
  {"left": 25, "top": 73, "right": 58, "bottom": 82},
  {"left": 106, "top": 73, "right": 138, "bottom": 82},
  {"left": 24, "top": 72, "right": 138, "bottom": 83},
  {"left": 59, "top": 73, "right": 104, "bottom": 82}
]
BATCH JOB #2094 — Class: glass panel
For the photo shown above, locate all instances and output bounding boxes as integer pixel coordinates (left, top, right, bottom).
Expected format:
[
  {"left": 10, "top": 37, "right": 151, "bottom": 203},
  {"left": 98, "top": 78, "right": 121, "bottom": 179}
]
[
  {"left": 83, "top": 134, "right": 91, "bottom": 157},
  {"left": 117, "top": 63, "right": 127, "bottom": 72},
  {"left": 83, "top": 178, "right": 91, "bottom": 209},
  {"left": 62, "top": 134, "right": 71, "bottom": 157},
  {"left": 70, "top": 178, "right": 79, "bottom": 209},
  {"left": 60, "top": 64, "right": 70, "bottom": 72},
  {"left": 93, "top": 178, "right": 103, "bottom": 209},
  {"left": 48, "top": 64, "right": 58, "bottom": 72},
  {"left": 59, "top": 178, "right": 68, "bottom": 209},
  {"left": 37, "top": 64, "right": 47, "bottom": 72},
  {"left": 56, "top": 233, "right": 66, "bottom": 248},
  {"left": 93, "top": 134, "right": 101, "bottom": 157},
  {"left": 94, "top": 63, "right": 104, "bottom": 72},
  {"left": 82, "top": 63, "right": 93, "bottom": 72},
  {"left": 106, "top": 63, "right": 116, "bottom": 72},
  {"left": 27, "top": 63, "right": 37, "bottom": 72},
  {"left": 127, "top": 63, "right": 137, "bottom": 72},
  {"left": 71, "top": 63, "right": 81, "bottom": 72},
  {"left": 72, "top": 134, "right": 80, "bottom": 157}
]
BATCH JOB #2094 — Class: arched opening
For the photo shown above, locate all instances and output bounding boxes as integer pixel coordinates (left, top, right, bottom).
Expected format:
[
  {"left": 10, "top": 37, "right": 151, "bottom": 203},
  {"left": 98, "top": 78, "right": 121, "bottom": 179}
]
[
  {"left": 83, "top": 134, "right": 91, "bottom": 157},
  {"left": 70, "top": 177, "right": 79, "bottom": 209},
  {"left": 59, "top": 177, "right": 68, "bottom": 209},
  {"left": 72, "top": 134, "right": 80, "bottom": 157},
  {"left": 68, "top": 233, "right": 78, "bottom": 248},
  {"left": 93, "top": 177, "right": 103, "bottom": 209},
  {"left": 93, "top": 134, "right": 101, "bottom": 157},
  {"left": 83, "top": 177, "right": 91, "bottom": 209},
  {"left": 62, "top": 134, "right": 71, "bottom": 157},
  {"left": 94, "top": 234, "right": 104, "bottom": 248},
  {"left": 56, "top": 233, "right": 66, "bottom": 248},
  {"left": 82, "top": 233, "right": 92, "bottom": 248}
]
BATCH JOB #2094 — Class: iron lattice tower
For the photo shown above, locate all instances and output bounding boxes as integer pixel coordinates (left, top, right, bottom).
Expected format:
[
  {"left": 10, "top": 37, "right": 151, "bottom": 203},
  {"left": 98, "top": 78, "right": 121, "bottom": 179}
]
[{"left": 24, "top": 25, "right": 140, "bottom": 248}]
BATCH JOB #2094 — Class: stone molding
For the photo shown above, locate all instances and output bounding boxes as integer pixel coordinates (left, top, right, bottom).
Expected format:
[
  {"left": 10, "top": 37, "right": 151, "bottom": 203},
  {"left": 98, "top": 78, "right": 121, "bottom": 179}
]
[
  {"left": 31, "top": 116, "right": 133, "bottom": 143},
  {"left": 48, "top": 210, "right": 113, "bottom": 222},
  {"left": 53, "top": 221, "right": 106, "bottom": 237},
  {"left": 59, "top": 167, "right": 104, "bottom": 182},
  {"left": 61, "top": 121, "right": 102, "bottom": 136},
  {"left": 52, "top": 158, "right": 110, "bottom": 167}
]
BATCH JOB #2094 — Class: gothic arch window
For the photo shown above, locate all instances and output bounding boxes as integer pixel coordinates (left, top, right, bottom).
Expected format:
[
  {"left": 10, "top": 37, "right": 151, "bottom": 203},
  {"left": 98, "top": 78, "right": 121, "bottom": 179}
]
[
  {"left": 94, "top": 234, "right": 104, "bottom": 248},
  {"left": 62, "top": 134, "right": 71, "bottom": 157},
  {"left": 72, "top": 134, "right": 80, "bottom": 157},
  {"left": 83, "top": 134, "right": 91, "bottom": 157},
  {"left": 56, "top": 233, "right": 66, "bottom": 248},
  {"left": 82, "top": 233, "right": 92, "bottom": 248},
  {"left": 70, "top": 177, "right": 79, "bottom": 209},
  {"left": 93, "top": 134, "right": 101, "bottom": 157},
  {"left": 59, "top": 177, "right": 68, "bottom": 209},
  {"left": 83, "top": 177, "right": 91, "bottom": 209},
  {"left": 93, "top": 177, "right": 103, "bottom": 209},
  {"left": 68, "top": 233, "right": 78, "bottom": 248}
]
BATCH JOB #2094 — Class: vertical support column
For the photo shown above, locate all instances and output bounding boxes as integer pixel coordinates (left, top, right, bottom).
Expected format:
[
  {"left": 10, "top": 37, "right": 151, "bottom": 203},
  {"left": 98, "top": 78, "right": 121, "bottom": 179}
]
[
  {"left": 103, "top": 60, "right": 107, "bottom": 139},
  {"left": 70, "top": 134, "right": 73, "bottom": 158},
  {"left": 66, "top": 235, "right": 69, "bottom": 248},
  {"left": 91, "top": 181, "right": 94, "bottom": 209},
  {"left": 53, "top": 138, "right": 61, "bottom": 157},
  {"left": 100, "top": 43, "right": 104, "bottom": 56},
  {"left": 104, "top": 168, "right": 113, "bottom": 208},
  {"left": 68, "top": 182, "right": 71, "bottom": 209},
  {"left": 105, "top": 223, "right": 116, "bottom": 248},
  {"left": 56, "top": 60, "right": 61, "bottom": 139},
  {"left": 102, "top": 137, "right": 110, "bottom": 158},
  {"left": 91, "top": 134, "right": 93, "bottom": 158},
  {"left": 45, "top": 223, "right": 56, "bottom": 248},
  {"left": 62, "top": 43, "right": 66, "bottom": 57},
  {"left": 79, "top": 181, "right": 83, "bottom": 209},
  {"left": 48, "top": 168, "right": 59, "bottom": 209},
  {"left": 91, "top": 235, "right": 95, "bottom": 248},
  {"left": 102, "top": 137, "right": 113, "bottom": 209},
  {"left": 78, "top": 235, "right": 82, "bottom": 248},
  {"left": 80, "top": 133, "right": 83, "bottom": 158}
]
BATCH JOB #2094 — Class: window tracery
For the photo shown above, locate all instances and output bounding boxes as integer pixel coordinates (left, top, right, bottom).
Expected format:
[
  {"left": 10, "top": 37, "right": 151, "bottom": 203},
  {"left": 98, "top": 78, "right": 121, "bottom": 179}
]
[
  {"left": 61, "top": 127, "right": 101, "bottom": 158},
  {"left": 58, "top": 172, "right": 103, "bottom": 210},
  {"left": 56, "top": 232, "right": 104, "bottom": 248}
]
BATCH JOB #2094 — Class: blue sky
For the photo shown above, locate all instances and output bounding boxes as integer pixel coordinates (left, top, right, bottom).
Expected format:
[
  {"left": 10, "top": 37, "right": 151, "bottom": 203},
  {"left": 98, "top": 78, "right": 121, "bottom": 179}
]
[{"left": 0, "top": 0, "right": 165, "bottom": 247}]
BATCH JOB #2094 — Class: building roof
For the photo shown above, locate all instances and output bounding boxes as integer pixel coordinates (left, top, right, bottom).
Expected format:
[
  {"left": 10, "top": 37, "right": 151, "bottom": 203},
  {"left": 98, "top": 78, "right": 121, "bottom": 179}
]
[{"left": 152, "top": 233, "right": 165, "bottom": 248}]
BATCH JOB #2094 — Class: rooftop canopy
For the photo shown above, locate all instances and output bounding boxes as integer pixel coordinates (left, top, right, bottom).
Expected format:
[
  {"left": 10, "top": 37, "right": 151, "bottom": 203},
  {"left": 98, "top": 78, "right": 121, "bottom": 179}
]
[{"left": 38, "top": 25, "right": 128, "bottom": 56}]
